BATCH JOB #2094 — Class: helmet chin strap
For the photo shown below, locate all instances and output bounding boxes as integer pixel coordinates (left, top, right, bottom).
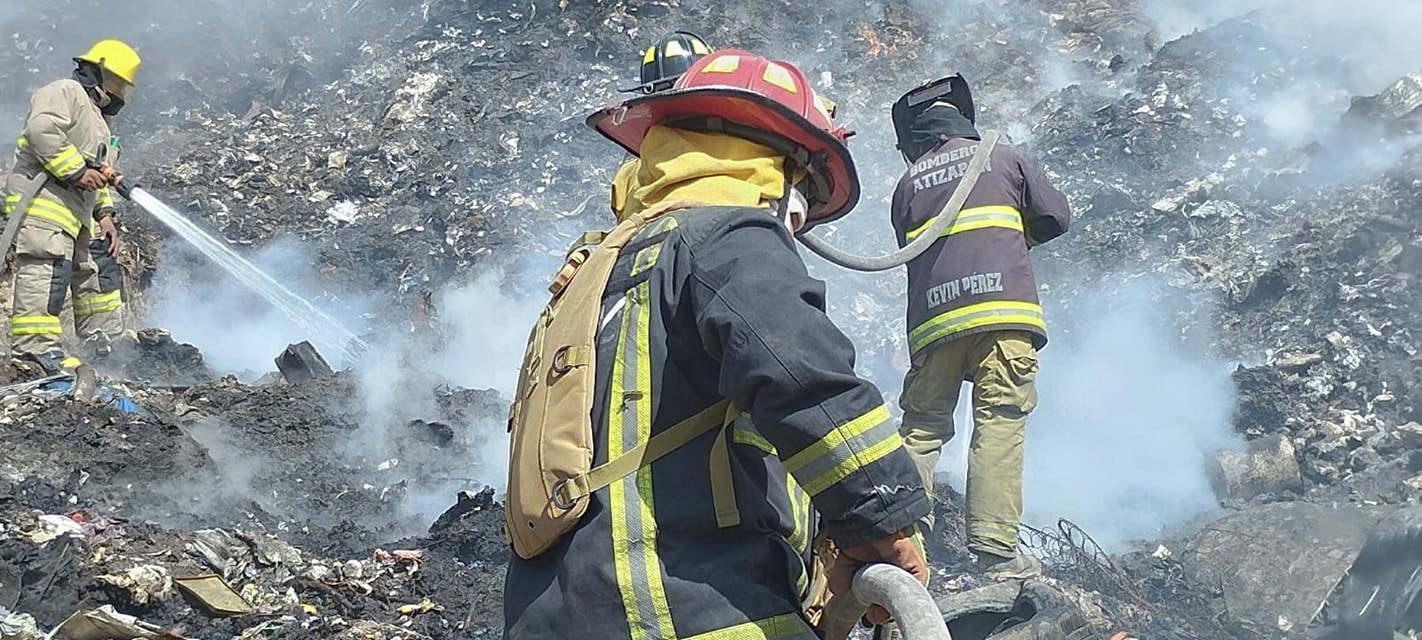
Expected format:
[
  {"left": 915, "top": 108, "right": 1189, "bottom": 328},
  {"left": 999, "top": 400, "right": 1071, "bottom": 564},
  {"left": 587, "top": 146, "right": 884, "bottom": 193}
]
[{"left": 774, "top": 156, "right": 809, "bottom": 234}]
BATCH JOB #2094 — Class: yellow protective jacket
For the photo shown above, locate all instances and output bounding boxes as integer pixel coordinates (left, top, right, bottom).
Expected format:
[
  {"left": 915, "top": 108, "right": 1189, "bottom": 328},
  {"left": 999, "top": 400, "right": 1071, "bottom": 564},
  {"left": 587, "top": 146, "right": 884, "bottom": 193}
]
[{"left": 3, "top": 78, "right": 116, "bottom": 236}]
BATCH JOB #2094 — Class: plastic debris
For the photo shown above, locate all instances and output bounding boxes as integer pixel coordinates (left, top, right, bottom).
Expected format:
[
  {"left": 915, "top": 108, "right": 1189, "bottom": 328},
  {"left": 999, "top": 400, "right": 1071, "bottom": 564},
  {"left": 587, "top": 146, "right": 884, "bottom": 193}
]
[
  {"left": 95, "top": 565, "right": 174, "bottom": 605},
  {"left": 49, "top": 605, "right": 183, "bottom": 640},
  {"left": 174, "top": 574, "right": 254, "bottom": 616},
  {"left": 0, "top": 607, "right": 42, "bottom": 640},
  {"left": 396, "top": 597, "right": 443, "bottom": 616},
  {"left": 25, "top": 515, "right": 86, "bottom": 544}
]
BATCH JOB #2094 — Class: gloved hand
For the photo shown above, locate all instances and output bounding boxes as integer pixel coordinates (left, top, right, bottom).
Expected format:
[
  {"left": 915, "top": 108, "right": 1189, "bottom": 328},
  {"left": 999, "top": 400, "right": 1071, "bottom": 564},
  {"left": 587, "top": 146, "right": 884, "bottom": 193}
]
[
  {"left": 96, "top": 215, "right": 121, "bottom": 256},
  {"left": 74, "top": 168, "right": 108, "bottom": 191},
  {"left": 829, "top": 527, "right": 929, "bottom": 625}
]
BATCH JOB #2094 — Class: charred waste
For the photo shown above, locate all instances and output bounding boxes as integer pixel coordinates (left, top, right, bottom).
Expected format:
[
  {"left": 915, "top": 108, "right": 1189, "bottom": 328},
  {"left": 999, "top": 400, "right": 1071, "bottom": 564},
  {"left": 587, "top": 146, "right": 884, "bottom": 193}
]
[{"left": 0, "top": 0, "right": 1419, "bottom": 638}]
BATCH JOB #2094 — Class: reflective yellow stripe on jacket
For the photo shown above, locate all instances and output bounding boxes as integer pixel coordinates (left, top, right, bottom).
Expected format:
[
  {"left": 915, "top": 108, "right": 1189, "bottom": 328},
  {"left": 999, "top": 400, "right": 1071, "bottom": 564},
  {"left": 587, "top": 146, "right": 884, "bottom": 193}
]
[
  {"left": 904, "top": 205, "right": 1024, "bottom": 241},
  {"left": 683, "top": 613, "right": 815, "bottom": 640},
  {"left": 609, "top": 224, "right": 677, "bottom": 640},
  {"left": 783, "top": 405, "right": 900, "bottom": 497},
  {"left": 96, "top": 186, "right": 115, "bottom": 211},
  {"left": 4, "top": 193, "right": 84, "bottom": 235},
  {"left": 731, "top": 423, "right": 813, "bottom": 588},
  {"left": 909, "top": 300, "right": 1046, "bottom": 353},
  {"left": 17, "top": 136, "right": 86, "bottom": 179}
]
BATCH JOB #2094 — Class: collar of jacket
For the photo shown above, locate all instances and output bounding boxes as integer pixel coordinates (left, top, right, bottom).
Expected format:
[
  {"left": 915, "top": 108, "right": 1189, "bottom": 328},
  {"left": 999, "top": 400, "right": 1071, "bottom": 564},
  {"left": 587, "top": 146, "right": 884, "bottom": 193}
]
[
  {"left": 626, "top": 125, "right": 797, "bottom": 221},
  {"left": 905, "top": 104, "right": 980, "bottom": 163}
]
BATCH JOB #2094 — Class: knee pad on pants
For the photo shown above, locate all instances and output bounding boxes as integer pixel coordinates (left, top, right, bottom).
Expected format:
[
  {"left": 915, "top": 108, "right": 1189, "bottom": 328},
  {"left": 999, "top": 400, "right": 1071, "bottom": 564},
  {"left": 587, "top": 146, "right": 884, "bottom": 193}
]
[
  {"left": 89, "top": 238, "right": 123, "bottom": 294},
  {"left": 45, "top": 258, "right": 74, "bottom": 316}
]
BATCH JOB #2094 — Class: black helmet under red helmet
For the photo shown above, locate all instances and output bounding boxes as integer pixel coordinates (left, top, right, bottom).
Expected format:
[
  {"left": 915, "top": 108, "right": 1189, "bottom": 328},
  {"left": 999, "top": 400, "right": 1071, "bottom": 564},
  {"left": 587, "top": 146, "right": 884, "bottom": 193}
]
[
  {"left": 621, "top": 31, "right": 714, "bottom": 94},
  {"left": 591, "top": 49, "right": 859, "bottom": 228}
]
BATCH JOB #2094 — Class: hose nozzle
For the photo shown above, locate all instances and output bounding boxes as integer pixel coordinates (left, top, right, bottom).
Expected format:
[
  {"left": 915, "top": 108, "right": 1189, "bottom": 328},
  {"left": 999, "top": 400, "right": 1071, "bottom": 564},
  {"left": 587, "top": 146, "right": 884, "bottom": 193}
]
[{"left": 87, "top": 143, "right": 140, "bottom": 200}]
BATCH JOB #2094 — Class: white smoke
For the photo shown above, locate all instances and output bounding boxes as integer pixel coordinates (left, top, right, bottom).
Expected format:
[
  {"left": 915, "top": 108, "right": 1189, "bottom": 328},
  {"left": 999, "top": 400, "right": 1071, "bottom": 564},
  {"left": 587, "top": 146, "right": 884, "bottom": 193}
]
[
  {"left": 355, "top": 265, "right": 546, "bottom": 505},
  {"left": 1143, "top": 0, "right": 1422, "bottom": 89},
  {"left": 149, "top": 236, "right": 368, "bottom": 377},
  {"left": 148, "top": 223, "right": 545, "bottom": 527},
  {"left": 927, "top": 277, "right": 1242, "bottom": 549},
  {"left": 1139, "top": 0, "right": 1274, "bottom": 40},
  {"left": 428, "top": 273, "right": 545, "bottom": 397},
  {"left": 1141, "top": 0, "right": 1422, "bottom": 147}
]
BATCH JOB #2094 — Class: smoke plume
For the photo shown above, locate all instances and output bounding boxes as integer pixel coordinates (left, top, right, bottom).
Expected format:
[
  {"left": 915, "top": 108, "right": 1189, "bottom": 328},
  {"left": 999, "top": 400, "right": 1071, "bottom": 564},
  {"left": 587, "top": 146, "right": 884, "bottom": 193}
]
[{"left": 4, "top": 0, "right": 1413, "bottom": 550}]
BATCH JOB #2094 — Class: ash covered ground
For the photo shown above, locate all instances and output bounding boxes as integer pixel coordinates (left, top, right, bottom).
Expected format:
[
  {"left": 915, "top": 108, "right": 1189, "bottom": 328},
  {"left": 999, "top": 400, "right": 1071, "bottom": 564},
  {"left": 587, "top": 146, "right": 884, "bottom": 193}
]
[{"left": 0, "top": 0, "right": 1419, "bottom": 638}]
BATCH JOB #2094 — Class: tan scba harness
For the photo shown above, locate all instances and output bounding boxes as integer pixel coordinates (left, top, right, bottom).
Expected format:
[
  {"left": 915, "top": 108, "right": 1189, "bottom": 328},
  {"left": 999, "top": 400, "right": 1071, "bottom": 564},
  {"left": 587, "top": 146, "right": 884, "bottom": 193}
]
[{"left": 504, "top": 203, "right": 836, "bottom": 626}]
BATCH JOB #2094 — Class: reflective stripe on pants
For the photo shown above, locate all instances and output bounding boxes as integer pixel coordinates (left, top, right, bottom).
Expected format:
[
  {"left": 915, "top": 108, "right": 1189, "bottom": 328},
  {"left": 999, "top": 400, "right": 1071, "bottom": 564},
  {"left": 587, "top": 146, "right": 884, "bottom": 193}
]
[{"left": 9, "top": 222, "right": 124, "bottom": 359}]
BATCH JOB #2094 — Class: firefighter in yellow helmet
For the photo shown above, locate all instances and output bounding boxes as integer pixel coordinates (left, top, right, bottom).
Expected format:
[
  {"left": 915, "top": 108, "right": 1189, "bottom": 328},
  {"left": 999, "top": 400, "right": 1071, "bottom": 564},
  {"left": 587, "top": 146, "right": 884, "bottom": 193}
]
[
  {"left": 2, "top": 39, "right": 140, "bottom": 375},
  {"left": 609, "top": 31, "right": 714, "bottom": 222}
]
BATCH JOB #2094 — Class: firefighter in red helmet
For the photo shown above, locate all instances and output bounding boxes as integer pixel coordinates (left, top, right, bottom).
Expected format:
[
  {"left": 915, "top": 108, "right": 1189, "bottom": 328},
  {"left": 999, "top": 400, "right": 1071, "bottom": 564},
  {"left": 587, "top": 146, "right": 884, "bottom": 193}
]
[{"left": 504, "top": 50, "right": 929, "bottom": 639}]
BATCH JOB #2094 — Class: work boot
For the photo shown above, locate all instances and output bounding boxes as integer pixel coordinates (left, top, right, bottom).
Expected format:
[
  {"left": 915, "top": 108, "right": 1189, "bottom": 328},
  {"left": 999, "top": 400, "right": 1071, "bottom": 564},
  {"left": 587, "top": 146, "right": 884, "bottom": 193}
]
[
  {"left": 975, "top": 550, "right": 1043, "bottom": 580},
  {"left": 81, "top": 330, "right": 113, "bottom": 358}
]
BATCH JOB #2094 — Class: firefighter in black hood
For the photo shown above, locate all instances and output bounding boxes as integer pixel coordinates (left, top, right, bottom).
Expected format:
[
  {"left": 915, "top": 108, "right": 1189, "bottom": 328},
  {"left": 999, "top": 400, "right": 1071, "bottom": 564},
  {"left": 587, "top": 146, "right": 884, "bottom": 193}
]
[{"left": 889, "top": 75, "right": 1071, "bottom": 579}]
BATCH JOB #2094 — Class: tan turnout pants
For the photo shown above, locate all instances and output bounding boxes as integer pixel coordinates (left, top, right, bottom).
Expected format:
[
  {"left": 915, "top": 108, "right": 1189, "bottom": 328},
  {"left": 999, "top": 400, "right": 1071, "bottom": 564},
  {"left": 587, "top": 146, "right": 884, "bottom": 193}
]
[
  {"left": 10, "top": 217, "right": 124, "bottom": 360},
  {"left": 898, "top": 330, "right": 1039, "bottom": 557}
]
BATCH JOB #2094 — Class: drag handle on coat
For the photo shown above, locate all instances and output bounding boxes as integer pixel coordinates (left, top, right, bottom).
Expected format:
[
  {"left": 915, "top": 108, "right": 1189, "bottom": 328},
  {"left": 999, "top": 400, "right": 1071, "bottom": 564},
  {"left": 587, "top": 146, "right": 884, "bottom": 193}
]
[{"left": 796, "top": 130, "right": 999, "bottom": 273}]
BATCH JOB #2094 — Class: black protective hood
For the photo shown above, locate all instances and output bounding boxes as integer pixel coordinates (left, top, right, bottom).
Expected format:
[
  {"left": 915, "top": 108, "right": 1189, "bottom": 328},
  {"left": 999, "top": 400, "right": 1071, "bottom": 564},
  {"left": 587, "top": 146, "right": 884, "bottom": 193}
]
[
  {"left": 899, "top": 104, "right": 980, "bottom": 163},
  {"left": 892, "top": 74, "right": 977, "bottom": 161},
  {"left": 73, "top": 61, "right": 124, "bottom": 116}
]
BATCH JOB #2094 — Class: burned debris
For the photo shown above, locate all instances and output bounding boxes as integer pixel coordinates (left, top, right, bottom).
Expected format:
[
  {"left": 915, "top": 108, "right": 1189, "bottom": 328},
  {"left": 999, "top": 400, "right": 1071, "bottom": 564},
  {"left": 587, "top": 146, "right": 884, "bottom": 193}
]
[{"left": 0, "top": 0, "right": 1417, "bottom": 638}]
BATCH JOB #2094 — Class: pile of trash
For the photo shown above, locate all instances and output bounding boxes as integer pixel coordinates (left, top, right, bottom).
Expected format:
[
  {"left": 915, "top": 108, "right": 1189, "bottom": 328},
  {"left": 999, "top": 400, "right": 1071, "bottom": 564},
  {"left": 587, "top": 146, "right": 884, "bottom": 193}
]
[
  {"left": 0, "top": 336, "right": 510, "bottom": 639},
  {"left": 0, "top": 0, "right": 1419, "bottom": 638},
  {"left": 0, "top": 487, "right": 508, "bottom": 640}
]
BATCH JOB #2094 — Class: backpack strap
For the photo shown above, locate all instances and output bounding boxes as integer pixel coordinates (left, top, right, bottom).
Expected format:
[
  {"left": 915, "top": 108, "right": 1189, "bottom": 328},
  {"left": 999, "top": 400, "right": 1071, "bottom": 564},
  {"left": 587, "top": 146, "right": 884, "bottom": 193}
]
[
  {"left": 554, "top": 399, "right": 733, "bottom": 507},
  {"left": 710, "top": 403, "right": 745, "bottom": 528}
]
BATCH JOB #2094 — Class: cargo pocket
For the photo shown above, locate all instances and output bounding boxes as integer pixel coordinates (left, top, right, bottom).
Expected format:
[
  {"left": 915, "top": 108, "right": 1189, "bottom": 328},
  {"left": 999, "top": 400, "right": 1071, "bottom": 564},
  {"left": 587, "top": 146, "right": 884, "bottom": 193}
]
[
  {"left": 15, "top": 224, "right": 71, "bottom": 261},
  {"left": 979, "top": 334, "right": 1039, "bottom": 416}
]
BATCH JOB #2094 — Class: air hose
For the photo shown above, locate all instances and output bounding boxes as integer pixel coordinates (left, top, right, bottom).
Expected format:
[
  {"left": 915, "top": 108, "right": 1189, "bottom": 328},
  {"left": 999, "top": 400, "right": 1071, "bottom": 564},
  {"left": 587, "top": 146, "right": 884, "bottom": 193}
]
[{"left": 796, "top": 130, "right": 999, "bottom": 273}]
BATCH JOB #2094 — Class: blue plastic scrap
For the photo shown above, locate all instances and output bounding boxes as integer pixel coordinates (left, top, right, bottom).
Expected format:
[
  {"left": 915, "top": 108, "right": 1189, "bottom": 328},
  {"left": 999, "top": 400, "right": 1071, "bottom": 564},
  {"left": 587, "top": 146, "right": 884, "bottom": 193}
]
[{"left": 40, "top": 379, "right": 149, "bottom": 416}]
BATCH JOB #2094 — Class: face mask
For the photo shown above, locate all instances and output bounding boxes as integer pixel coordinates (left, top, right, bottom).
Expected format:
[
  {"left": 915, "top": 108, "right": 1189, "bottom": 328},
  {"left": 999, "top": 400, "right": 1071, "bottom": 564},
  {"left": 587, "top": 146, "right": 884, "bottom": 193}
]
[
  {"left": 100, "top": 94, "right": 125, "bottom": 116},
  {"left": 100, "top": 75, "right": 133, "bottom": 116}
]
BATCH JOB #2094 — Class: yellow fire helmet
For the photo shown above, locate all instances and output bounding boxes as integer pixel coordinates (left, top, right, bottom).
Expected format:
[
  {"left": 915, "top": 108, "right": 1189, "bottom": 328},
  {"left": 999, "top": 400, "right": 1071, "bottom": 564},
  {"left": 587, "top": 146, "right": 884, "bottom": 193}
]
[{"left": 76, "top": 39, "right": 141, "bottom": 86}]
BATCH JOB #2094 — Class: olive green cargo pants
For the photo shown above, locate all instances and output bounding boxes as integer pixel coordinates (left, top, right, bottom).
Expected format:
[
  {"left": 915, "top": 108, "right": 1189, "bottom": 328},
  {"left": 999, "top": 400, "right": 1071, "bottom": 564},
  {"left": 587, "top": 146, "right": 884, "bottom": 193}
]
[
  {"left": 10, "top": 218, "right": 124, "bottom": 360},
  {"left": 898, "top": 330, "right": 1039, "bottom": 557}
]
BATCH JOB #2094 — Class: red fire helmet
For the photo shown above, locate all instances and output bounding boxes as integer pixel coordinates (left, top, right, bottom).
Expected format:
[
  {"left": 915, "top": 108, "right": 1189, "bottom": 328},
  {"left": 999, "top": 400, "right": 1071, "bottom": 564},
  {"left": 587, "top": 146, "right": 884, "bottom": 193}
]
[{"left": 588, "top": 49, "right": 860, "bottom": 227}]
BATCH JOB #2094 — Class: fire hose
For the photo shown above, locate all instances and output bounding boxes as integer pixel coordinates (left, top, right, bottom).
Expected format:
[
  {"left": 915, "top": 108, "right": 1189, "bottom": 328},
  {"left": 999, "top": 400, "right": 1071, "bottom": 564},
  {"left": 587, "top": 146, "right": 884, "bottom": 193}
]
[
  {"left": 795, "top": 130, "right": 999, "bottom": 273},
  {"left": 819, "top": 564, "right": 953, "bottom": 640},
  {"left": 0, "top": 144, "right": 141, "bottom": 263},
  {"left": 87, "top": 143, "right": 141, "bottom": 200}
]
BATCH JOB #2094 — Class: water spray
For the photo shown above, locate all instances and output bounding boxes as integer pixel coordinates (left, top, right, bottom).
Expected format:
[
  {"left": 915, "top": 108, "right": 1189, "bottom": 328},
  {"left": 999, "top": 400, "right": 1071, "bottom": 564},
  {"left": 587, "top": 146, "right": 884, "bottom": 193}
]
[{"left": 89, "top": 153, "right": 369, "bottom": 366}]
